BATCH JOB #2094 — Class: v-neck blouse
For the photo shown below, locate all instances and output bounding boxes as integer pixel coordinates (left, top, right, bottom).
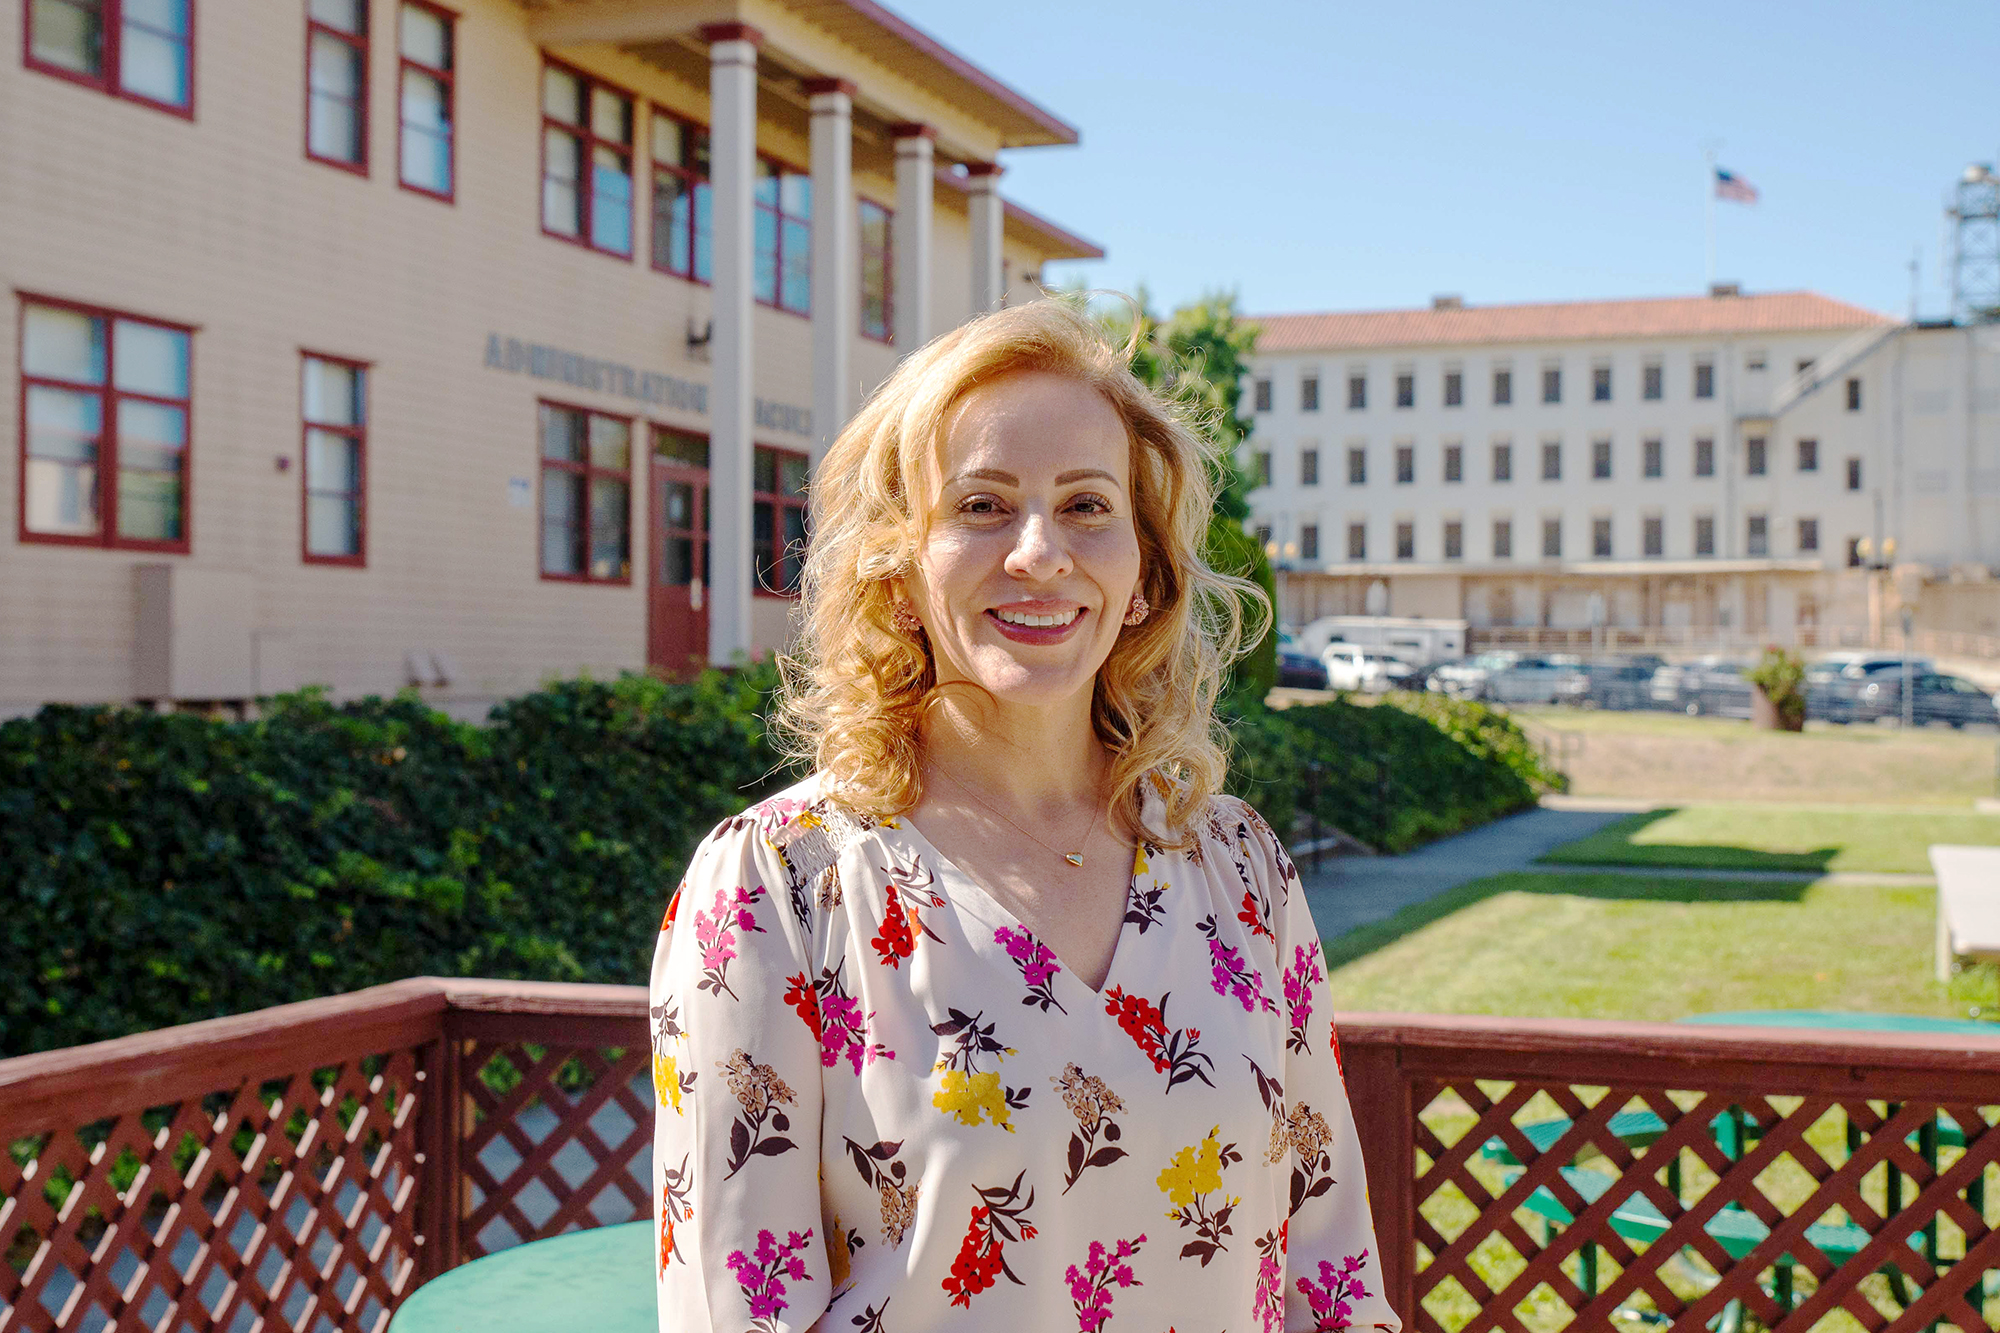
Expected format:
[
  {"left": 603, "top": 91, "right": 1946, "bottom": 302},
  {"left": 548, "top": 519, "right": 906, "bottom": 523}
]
[{"left": 648, "top": 773, "right": 1398, "bottom": 1333}]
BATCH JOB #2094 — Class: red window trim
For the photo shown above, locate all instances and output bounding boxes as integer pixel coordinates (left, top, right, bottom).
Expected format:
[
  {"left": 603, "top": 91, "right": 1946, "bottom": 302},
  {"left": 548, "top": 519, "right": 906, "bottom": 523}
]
[
  {"left": 299, "top": 349, "right": 370, "bottom": 568},
  {"left": 22, "top": 0, "right": 198, "bottom": 119},
  {"left": 538, "top": 55, "right": 637, "bottom": 260},
  {"left": 16, "top": 291, "right": 196, "bottom": 554},
  {"left": 754, "top": 153, "right": 811, "bottom": 318},
  {"left": 752, "top": 442, "right": 808, "bottom": 599},
  {"left": 537, "top": 397, "right": 634, "bottom": 585},
  {"left": 303, "top": 0, "right": 368, "bottom": 176},
  {"left": 858, "top": 196, "right": 894, "bottom": 345},
  {"left": 396, "top": 0, "right": 456, "bottom": 202},
  {"left": 648, "top": 102, "right": 711, "bottom": 285}
]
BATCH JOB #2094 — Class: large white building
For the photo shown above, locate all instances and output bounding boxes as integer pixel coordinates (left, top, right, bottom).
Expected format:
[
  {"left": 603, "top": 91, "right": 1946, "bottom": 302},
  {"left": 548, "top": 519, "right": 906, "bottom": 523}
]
[
  {"left": 1241, "top": 287, "right": 2000, "bottom": 648},
  {"left": 1, "top": 0, "right": 1099, "bottom": 716}
]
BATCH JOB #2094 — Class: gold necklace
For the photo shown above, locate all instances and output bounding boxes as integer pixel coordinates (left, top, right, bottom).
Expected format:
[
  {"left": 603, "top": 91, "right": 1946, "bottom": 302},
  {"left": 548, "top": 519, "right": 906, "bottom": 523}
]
[{"left": 930, "top": 763, "right": 1106, "bottom": 868}]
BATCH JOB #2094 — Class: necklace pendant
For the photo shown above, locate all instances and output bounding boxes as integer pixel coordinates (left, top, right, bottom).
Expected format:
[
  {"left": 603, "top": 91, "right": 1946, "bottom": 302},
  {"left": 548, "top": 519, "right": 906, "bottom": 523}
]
[{"left": 1064, "top": 852, "right": 1084, "bottom": 867}]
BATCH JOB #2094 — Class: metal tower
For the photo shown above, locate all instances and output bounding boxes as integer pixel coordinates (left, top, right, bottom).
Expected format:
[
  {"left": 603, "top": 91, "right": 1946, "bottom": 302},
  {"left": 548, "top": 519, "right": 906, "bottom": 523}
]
[{"left": 1949, "top": 162, "right": 2000, "bottom": 324}]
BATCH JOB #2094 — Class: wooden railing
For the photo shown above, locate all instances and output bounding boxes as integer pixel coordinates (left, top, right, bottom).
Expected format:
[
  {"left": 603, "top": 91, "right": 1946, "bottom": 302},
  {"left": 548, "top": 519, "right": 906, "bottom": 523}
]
[{"left": 5, "top": 984, "right": 1998, "bottom": 1331}]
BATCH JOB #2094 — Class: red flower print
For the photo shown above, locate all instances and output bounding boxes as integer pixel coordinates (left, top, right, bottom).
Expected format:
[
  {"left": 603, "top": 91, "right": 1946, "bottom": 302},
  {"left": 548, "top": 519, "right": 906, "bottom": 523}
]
[
  {"left": 1102, "top": 987, "right": 1168, "bottom": 1071},
  {"left": 783, "top": 972, "right": 823, "bottom": 1042},
  {"left": 940, "top": 1174, "right": 1034, "bottom": 1307},
  {"left": 660, "top": 888, "right": 682, "bottom": 932},
  {"left": 872, "top": 883, "right": 917, "bottom": 968},
  {"left": 1237, "top": 888, "right": 1274, "bottom": 941}
]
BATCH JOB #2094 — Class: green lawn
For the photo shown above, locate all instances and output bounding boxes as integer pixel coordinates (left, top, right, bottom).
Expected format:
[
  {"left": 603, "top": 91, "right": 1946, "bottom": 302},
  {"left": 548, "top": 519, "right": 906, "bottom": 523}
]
[
  {"left": 1324, "top": 870, "right": 1995, "bottom": 1020},
  {"left": 1536, "top": 802, "right": 2000, "bottom": 875}
]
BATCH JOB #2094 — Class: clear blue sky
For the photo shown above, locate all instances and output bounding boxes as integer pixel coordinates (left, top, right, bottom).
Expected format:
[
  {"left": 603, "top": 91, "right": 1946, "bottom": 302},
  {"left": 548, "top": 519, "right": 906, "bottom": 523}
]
[{"left": 890, "top": 0, "right": 1999, "bottom": 321}]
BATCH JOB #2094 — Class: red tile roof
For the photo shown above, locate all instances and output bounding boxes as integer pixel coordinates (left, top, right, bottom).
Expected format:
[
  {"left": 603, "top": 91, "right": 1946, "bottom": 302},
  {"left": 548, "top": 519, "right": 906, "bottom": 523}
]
[{"left": 1249, "top": 291, "right": 1895, "bottom": 353}]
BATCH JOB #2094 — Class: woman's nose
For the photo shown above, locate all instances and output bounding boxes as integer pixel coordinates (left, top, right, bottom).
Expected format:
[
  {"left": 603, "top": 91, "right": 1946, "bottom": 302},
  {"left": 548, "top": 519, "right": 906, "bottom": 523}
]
[{"left": 1003, "top": 510, "right": 1071, "bottom": 581}]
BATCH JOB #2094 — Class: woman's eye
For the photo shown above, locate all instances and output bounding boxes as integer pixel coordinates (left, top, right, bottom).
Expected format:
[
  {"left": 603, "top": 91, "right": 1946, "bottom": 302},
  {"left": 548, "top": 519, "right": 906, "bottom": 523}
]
[
  {"left": 957, "top": 494, "right": 1006, "bottom": 516},
  {"left": 1067, "top": 493, "right": 1115, "bottom": 516}
]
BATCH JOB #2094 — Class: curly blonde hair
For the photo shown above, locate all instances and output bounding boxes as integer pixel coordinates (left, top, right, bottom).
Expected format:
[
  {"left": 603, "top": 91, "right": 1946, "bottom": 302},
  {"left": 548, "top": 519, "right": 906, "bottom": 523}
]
[{"left": 774, "top": 298, "right": 1268, "bottom": 844}]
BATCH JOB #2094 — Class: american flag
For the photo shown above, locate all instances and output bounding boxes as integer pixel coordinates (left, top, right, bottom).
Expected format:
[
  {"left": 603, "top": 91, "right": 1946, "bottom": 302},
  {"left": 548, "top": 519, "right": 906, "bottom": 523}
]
[{"left": 1714, "top": 168, "right": 1759, "bottom": 205}]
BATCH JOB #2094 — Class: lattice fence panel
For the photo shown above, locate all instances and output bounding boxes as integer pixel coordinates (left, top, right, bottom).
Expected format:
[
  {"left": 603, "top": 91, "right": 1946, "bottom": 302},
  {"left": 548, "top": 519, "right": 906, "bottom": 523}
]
[
  {"left": 1412, "top": 1079, "right": 2000, "bottom": 1333},
  {"left": 1, "top": 1048, "right": 425, "bottom": 1333},
  {"left": 456, "top": 1039, "right": 653, "bottom": 1258}
]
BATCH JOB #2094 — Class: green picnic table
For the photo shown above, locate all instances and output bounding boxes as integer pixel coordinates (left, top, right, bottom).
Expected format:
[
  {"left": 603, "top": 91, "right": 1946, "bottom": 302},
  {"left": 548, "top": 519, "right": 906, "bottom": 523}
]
[
  {"left": 387, "top": 1221, "right": 654, "bottom": 1332},
  {"left": 1480, "top": 1009, "right": 1999, "bottom": 1331}
]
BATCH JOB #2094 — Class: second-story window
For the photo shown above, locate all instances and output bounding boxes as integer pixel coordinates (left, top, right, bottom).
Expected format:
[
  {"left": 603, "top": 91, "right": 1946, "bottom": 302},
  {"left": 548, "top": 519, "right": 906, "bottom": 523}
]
[
  {"left": 22, "top": 297, "right": 193, "bottom": 549},
  {"left": 1541, "top": 365, "right": 1562, "bottom": 404},
  {"left": 1540, "top": 441, "right": 1561, "bottom": 481},
  {"left": 28, "top": 0, "right": 193, "bottom": 113},
  {"left": 1492, "top": 368, "right": 1512, "bottom": 405},
  {"left": 1694, "top": 436, "right": 1715, "bottom": 477},
  {"left": 1300, "top": 524, "right": 1318, "bottom": 561},
  {"left": 302, "top": 354, "right": 367, "bottom": 563},
  {"left": 1395, "top": 444, "right": 1414, "bottom": 484},
  {"left": 1300, "top": 448, "right": 1318, "bottom": 487},
  {"left": 859, "top": 198, "right": 893, "bottom": 341},
  {"left": 652, "top": 111, "right": 712, "bottom": 281},
  {"left": 1693, "top": 358, "right": 1715, "bottom": 399},
  {"left": 1347, "top": 374, "right": 1366, "bottom": 410},
  {"left": 1591, "top": 438, "right": 1611, "bottom": 479},
  {"left": 542, "top": 63, "right": 634, "bottom": 256},
  {"left": 1443, "top": 369, "right": 1462, "bottom": 406},
  {"left": 1492, "top": 441, "right": 1512, "bottom": 482},
  {"left": 1642, "top": 361, "right": 1663, "bottom": 400},
  {"left": 1846, "top": 378, "right": 1863, "bottom": 411},
  {"left": 1443, "top": 443, "right": 1462, "bottom": 482},
  {"left": 1395, "top": 372, "right": 1414, "bottom": 409},
  {"left": 755, "top": 157, "right": 811, "bottom": 314},
  {"left": 1797, "top": 438, "right": 1818, "bottom": 472},
  {"left": 1347, "top": 446, "right": 1366, "bottom": 486},
  {"left": 1746, "top": 436, "right": 1767, "bottom": 477},
  {"left": 398, "top": 3, "right": 454, "bottom": 198},
  {"left": 306, "top": 0, "right": 368, "bottom": 169},
  {"left": 1252, "top": 378, "right": 1271, "bottom": 412},
  {"left": 1846, "top": 457, "right": 1862, "bottom": 491},
  {"left": 1746, "top": 512, "right": 1769, "bottom": 557},
  {"left": 1300, "top": 376, "right": 1319, "bottom": 412},
  {"left": 1253, "top": 451, "right": 1271, "bottom": 487}
]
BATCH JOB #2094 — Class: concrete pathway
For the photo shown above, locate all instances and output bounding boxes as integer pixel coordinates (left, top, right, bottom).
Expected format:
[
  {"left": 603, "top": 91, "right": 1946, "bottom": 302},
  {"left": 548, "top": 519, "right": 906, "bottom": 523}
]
[
  {"left": 1295, "top": 799, "right": 1636, "bottom": 940},
  {"left": 1296, "top": 798, "right": 1939, "bottom": 944}
]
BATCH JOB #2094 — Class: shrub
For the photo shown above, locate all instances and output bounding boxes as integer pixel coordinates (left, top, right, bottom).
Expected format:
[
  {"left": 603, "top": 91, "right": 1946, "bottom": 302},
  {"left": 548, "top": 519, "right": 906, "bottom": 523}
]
[
  {"left": 2, "top": 673, "right": 1556, "bottom": 1056},
  {"left": 1746, "top": 646, "right": 1807, "bottom": 730}
]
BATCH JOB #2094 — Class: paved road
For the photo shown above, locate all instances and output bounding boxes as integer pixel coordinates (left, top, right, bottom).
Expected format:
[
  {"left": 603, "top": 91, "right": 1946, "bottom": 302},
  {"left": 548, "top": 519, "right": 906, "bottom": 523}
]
[{"left": 1296, "top": 799, "right": 1640, "bottom": 941}]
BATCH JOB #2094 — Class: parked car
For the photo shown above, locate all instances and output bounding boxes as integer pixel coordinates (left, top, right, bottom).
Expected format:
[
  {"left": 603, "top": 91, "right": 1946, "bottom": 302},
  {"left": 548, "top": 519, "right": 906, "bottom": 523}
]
[
  {"left": 1851, "top": 671, "right": 2000, "bottom": 727},
  {"left": 1650, "top": 655, "right": 1734, "bottom": 713},
  {"left": 1555, "top": 657, "right": 1661, "bottom": 710},
  {"left": 1320, "top": 644, "right": 1424, "bottom": 693},
  {"left": 1482, "top": 655, "right": 1587, "bottom": 705},
  {"left": 1276, "top": 645, "right": 1330, "bottom": 690},
  {"left": 1676, "top": 660, "right": 1755, "bottom": 718},
  {"left": 1805, "top": 654, "right": 1937, "bottom": 723},
  {"left": 1428, "top": 650, "right": 1519, "bottom": 699}
]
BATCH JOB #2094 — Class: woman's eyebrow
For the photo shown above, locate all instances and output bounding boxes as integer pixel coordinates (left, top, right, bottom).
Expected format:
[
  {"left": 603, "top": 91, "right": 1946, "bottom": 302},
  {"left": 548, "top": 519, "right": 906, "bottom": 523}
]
[
  {"left": 1054, "top": 468, "right": 1120, "bottom": 487},
  {"left": 942, "top": 467, "right": 1122, "bottom": 488}
]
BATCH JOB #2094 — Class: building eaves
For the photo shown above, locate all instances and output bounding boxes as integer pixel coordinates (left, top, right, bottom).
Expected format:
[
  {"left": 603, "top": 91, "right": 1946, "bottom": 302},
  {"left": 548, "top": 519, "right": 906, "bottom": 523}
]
[
  {"left": 933, "top": 167, "right": 1104, "bottom": 260},
  {"left": 1249, "top": 291, "right": 1898, "bottom": 355}
]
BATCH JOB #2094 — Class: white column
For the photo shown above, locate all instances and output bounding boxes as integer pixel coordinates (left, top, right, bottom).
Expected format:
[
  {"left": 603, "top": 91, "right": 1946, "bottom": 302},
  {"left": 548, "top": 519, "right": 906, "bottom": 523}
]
[
  {"left": 892, "top": 124, "right": 934, "bottom": 354},
  {"left": 701, "top": 23, "right": 761, "bottom": 666},
  {"left": 965, "top": 161, "right": 1004, "bottom": 314},
  {"left": 807, "top": 78, "right": 855, "bottom": 466}
]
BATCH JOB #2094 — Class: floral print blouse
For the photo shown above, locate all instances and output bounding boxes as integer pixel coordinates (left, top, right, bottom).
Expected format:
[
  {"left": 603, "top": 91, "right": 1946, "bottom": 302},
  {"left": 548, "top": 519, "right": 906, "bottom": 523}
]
[{"left": 649, "top": 772, "right": 1399, "bottom": 1333}]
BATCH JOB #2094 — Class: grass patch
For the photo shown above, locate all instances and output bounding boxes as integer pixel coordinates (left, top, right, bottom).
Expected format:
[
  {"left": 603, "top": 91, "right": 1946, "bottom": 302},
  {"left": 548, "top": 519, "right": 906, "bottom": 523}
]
[
  {"left": 1323, "top": 870, "right": 1988, "bottom": 1021},
  {"left": 1508, "top": 705, "right": 2000, "bottom": 806},
  {"left": 1537, "top": 803, "right": 2000, "bottom": 875}
]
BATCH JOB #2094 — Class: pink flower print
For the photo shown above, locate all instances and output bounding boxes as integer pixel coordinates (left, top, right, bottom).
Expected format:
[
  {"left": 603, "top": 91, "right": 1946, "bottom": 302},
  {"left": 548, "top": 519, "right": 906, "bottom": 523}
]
[
  {"left": 694, "top": 884, "right": 766, "bottom": 1000},
  {"left": 1252, "top": 1223, "right": 1287, "bottom": 1333},
  {"left": 1296, "top": 1250, "right": 1373, "bottom": 1331},
  {"left": 1064, "top": 1234, "right": 1145, "bottom": 1332},
  {"left": 724, "top": 1226, "right": 814, "bottom": 1333},
  {"left": 1283, "top": 942, "right": 1325, "bottom": 1053},
  {"left": 995, "top": 925, "right": 1067, "bottom": 1013},
  {"left": 1197, "top": 915, "right": 1276, "bottom": 1014}
]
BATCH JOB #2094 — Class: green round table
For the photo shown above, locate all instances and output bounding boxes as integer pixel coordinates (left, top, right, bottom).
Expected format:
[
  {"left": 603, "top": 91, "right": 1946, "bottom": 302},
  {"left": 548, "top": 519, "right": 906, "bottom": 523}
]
[{"left": 388, "top": 1221, "right": 654, "bottom": 1332}]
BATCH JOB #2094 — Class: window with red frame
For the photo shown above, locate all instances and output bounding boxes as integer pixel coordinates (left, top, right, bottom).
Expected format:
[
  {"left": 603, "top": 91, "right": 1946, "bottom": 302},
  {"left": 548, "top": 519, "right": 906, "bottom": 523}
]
[
  {"left": 20, "top": 297, "right": 192, "bottom": 549},
  {"left": 306, "top": 0, "right": 367, "bottom": 168},
  {"left": 302, "top": 354, "right": 366, "bottom": 563},
  {"left": 650, "top": 109, "right": 711, "bottom": 280},
  {"left": 860, "top": 198, "right": 893, "bottom": 342},
  {"left": 398, "top": 1, "right": 453, "bottom": 197},
  {"left": 541, "top": 62, "right": 634, "bottom": 256},
  {"left": 539, "top": 403, "right": 631, "bottom": 581},
  {"left": 754, "top": 157, "right": 810, "bottom": 314},
  {"left": 26, "top": 0, "right": 192, "bottom": 112},
  {"left": 753, "top": 445, "right": 808, "bottom": 595}
]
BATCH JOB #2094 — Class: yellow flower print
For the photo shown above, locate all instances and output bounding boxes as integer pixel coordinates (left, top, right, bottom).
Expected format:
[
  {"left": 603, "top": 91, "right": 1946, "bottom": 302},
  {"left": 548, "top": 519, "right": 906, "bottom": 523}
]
[
  {"left": 653, "top": 1051, "right": 683, "bottom": 1114},
  {"left": 932, "top": 1069, "right": 1015, "bottom": 1132},
  {"left": 1157, "top": 1125, "right": 1227, "bottom": 1207}
]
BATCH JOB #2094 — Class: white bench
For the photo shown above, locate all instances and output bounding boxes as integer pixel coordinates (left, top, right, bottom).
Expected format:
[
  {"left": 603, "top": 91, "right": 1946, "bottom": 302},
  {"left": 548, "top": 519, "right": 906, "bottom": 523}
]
[{"left": 1932, "top": 844, "right": 2000, "bottom": 981}]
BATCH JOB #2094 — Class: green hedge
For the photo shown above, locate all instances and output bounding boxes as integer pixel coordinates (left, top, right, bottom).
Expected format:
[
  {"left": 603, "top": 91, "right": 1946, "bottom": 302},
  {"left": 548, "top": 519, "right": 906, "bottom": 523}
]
[{"left": 2, "top": 673, "right": 1558, "bottom": 1056}]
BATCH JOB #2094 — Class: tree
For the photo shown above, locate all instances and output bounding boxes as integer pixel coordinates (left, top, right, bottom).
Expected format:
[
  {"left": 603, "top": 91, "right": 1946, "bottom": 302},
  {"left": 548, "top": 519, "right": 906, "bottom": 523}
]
[{"left": 1097, "top": 289, "right": 1276, "bottom": 699}]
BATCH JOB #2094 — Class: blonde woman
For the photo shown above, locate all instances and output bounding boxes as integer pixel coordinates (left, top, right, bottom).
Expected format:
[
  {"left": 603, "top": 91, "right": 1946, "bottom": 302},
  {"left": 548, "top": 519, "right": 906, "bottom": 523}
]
[{"left": 649, "top": 300, "right": 1396, "bottom": 1333}]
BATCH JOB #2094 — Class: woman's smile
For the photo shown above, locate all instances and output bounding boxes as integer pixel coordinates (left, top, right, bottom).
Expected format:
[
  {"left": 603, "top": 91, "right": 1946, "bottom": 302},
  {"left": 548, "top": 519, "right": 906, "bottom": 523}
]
[{"left": 986, "top": 600, "right": 1089, "bottom": 644}]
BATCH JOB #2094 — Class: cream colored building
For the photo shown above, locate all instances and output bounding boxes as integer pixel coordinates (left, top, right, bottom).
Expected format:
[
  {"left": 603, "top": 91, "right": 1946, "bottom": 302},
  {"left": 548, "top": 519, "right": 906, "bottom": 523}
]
[
  {"left": 1, "top": 0, "right": 1100, "bottom": 716},
  {"left": 1239, "top": 288, "right": 2000, "bottom": 649}
]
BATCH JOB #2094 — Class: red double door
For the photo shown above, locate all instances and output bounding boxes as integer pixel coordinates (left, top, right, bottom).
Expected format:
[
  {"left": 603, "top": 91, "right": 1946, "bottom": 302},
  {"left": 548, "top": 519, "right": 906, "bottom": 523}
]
[{"left": 647, "top": 440, "right": 709, "bottom": 678}]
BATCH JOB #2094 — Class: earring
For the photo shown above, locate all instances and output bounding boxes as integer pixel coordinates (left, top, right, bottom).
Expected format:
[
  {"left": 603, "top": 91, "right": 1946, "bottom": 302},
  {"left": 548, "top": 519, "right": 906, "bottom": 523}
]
[
  {"left": 890, "top": 601, "right": 925, "bottom": 636},
  {"left": 1123, "top": 591, "right": 1151, "bottom": 627}
]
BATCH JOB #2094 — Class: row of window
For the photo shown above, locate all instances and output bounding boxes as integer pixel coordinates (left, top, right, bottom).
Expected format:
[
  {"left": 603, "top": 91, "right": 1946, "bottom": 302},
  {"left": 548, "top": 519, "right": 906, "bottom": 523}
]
[
  {"left": 1253, "top": 437, "right": 1863, "bottom": 489},
  {"left": 17, "top": 297, "right": 810, "bottom": 591},
  {"left": 1252, "top": 364, "right": 1865, "bottom": 414},
  {"left": 1260, "top": 513, "right": 1829, "bottom": 564},
  {"left": 24, "top": 1, "right": 900, "bottom": 341}
]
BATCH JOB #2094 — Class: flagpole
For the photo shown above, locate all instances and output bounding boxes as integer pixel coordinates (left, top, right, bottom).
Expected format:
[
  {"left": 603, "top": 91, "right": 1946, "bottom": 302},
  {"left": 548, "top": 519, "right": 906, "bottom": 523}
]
[{"left": 1704, "top": 144, "right": 1718, "bottom": 290}]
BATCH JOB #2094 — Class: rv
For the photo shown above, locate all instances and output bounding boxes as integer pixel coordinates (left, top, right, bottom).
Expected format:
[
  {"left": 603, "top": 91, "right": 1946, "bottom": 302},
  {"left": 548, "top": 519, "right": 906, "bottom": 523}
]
[{"left": 1293, "top": 616, "right": 1468, "bottom": 668}]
